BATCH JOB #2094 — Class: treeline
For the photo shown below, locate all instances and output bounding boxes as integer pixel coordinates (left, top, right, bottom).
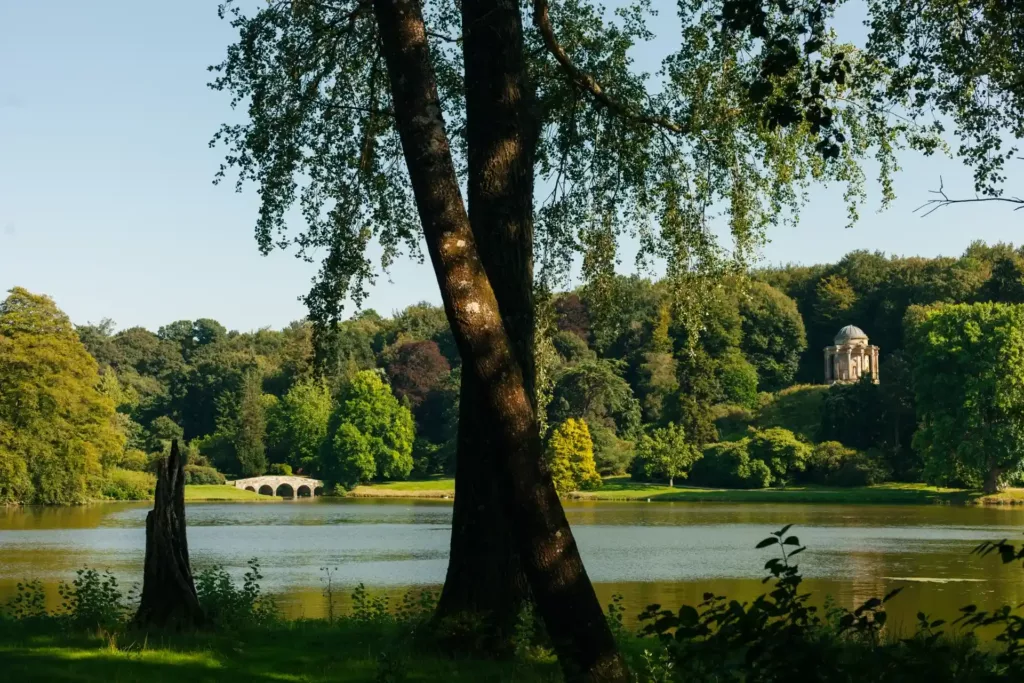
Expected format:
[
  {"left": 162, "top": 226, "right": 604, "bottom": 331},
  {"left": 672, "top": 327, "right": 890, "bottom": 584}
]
[{"left": 4, "top": 240, "right": 1024, "bottom": 504}]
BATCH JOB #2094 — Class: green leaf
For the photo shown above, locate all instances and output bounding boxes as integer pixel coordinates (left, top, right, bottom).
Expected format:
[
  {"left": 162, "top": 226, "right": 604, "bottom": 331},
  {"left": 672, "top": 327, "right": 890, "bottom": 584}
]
[{"left": 756, "top": 538, "right": 777, "bottom": 549}]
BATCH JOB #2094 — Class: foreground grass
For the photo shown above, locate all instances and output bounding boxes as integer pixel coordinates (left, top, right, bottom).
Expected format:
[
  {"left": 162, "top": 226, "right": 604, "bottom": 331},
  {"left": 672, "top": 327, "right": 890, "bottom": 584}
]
[
  {"left": 183, "top": 485, "right": 274, "bottom": 502},
  {"left": 349, "top": 476, "right": 1024, "bottom": 506},
  {"left": 0, "top": 620, "right": 560, "bottom": 683}
]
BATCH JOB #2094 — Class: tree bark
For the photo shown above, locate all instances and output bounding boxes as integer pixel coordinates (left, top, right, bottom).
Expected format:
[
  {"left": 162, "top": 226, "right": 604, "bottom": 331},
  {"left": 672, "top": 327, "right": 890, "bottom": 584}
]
[
  {"left": 434, "top": 0, "right": 538, "bottom": 648},
  {"left": 372, "top": 0, "right": 627, "bottom": 679},
  {"left": 984, "top": 465, "right": 1004, "bottom": 495},
  {"left": 435, "top": 373, "right": 529, "bottom": 650},
  {"left": 134, "top": 440, "right": 204, "bottom": 630}
]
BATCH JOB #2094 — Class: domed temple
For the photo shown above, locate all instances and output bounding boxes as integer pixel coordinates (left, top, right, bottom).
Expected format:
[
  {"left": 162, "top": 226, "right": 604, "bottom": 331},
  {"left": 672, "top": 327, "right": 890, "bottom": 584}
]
[{"left": 824, "top": 325, "right": 880, "bottom": 384}]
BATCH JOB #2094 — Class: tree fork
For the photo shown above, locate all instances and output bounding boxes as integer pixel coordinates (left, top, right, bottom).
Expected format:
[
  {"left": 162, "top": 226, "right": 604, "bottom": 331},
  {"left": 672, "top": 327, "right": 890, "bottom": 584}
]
[
  {"left": 372, "top": 0, "right": 627, "bottom": 679},
  {"left": 134, "top": 439, "right": 204, "bottom": 630}
]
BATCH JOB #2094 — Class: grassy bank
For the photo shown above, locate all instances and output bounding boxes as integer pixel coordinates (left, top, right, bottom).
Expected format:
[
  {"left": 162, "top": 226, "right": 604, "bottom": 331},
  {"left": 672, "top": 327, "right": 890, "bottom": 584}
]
[
  {"left": 183, "top": 485, "right": 274, "bottom": 502},
  {"left": 0, "top": 621, "right": 559, "bottom": 683},
  {"left": 347, "top": 476, "right": 1024, "bottom": 506}
]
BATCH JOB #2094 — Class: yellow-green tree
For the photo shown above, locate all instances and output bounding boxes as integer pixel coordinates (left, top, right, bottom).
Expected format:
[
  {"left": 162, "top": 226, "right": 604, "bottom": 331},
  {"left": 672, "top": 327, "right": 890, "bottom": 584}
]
[
  {"left": 0, "top": 288, "right": 124, "bottom": 503},
  {"left": 545, "top": 419, "right": 602, "bottom": 494}
]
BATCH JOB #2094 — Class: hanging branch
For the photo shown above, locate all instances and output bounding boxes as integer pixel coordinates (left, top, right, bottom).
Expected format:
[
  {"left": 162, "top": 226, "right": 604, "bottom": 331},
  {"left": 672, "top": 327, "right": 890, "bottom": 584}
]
[{"left": 531, "top": 0, "right": 689, "bottom": 135}]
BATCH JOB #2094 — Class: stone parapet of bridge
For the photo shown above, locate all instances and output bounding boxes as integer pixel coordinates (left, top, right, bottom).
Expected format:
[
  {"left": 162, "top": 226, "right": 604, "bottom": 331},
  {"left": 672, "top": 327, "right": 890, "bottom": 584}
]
[{"left": 232, "top": 475, "right": 324, "bottom": 498}]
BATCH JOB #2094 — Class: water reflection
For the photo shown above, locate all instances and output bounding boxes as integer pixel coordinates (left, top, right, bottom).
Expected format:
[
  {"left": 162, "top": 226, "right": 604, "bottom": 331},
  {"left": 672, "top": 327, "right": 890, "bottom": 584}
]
[{"left": 0, "top": 499, "right": 1021, "bottom": 630}]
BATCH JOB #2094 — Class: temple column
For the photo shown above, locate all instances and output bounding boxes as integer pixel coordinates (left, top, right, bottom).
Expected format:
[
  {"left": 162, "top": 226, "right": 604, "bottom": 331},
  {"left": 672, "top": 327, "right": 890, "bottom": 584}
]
[{"left": 824, "top": 348, "right": 831, "bottom": 383}]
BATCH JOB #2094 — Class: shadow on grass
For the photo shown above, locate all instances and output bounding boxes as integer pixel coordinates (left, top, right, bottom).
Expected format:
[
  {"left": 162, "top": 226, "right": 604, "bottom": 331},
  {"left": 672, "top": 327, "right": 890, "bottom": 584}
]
[{"left": 0, "top": 621, "right": 560, "bottom": 683}]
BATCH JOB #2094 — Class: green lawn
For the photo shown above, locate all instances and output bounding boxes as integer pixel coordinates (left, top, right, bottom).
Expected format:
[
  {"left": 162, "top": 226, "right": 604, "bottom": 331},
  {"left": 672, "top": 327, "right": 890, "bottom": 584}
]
[
  {"left": 0, "top": 621, "right": 560, "bottom": 683},
  {"left": 183, "top": 485, "right": 276, "bottom": 502},
  {"left": 349, "top": 475, "right": 1024, "bottom": 506},
  {"left": 348, "top": 476, "right": 455, "bottom": 498}
]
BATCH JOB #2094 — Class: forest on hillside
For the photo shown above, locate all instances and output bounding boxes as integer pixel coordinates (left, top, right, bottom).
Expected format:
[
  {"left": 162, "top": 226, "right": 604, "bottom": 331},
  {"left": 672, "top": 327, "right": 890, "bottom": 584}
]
[{"left": 4, "top": 240, "right": 1024, "bottom": 505}]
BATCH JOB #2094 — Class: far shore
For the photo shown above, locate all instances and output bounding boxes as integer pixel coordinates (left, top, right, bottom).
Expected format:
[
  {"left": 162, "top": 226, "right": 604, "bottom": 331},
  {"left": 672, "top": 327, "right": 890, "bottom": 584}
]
[{"left": 345, "top": 476, "right": 1024, "bottom": 506}]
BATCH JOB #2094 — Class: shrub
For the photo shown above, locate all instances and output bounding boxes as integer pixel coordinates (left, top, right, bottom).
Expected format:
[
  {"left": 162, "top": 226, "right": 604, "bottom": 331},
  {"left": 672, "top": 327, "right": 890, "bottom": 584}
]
[
  {"left": 747, "top": 427, "right": 811, "bottom": 481},
  {"left": 805, "top": 442, "right": 890, "bottom": 487},
  {"left": 712, "top": 403, "right": 754, "bottom": 441},
  {"left": 99, "top": 468, "right": 156, "bottom": 500},
  {"left": 589, "top": 423, "right": 635, "bottom": 475},
  {"left": 58, "top": 568, "right": 129, "bottom": 631},
  {"left": 195, "top": 558, "right": 276, "bottom": 628},
  {"left": 546, "top": 418, "right": 602, "bottom": 492},
  {"left": 266, "top": 462, "right": 293, "bottom": 476},
  {"left": 119, "top": 449, "right": 150, "bottom": 472},
  {"left": 691, "top": 440, "right": 772, "bottom": 489},
  {"left": 755, "top": 384, "right": 827, "bottom": 442},
  {"left": 184, "top": 465, "right": 226, "bottom": 486}
]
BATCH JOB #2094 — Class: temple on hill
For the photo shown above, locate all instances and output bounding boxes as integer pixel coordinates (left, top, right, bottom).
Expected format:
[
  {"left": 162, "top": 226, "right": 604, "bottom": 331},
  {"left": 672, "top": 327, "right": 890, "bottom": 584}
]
[{"left": 824, "top": 325, "right": 880, "bottom": 384}]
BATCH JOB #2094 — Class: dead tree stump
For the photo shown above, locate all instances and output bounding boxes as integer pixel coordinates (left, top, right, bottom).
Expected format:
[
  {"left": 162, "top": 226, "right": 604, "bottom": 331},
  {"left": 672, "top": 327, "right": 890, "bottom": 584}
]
[{"left": 134, "top": 439, "right": 205, "bottom": 629}]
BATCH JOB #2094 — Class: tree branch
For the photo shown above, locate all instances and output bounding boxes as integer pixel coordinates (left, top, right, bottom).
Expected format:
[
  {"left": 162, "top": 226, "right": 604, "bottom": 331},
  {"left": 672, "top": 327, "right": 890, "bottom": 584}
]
[
  {"left": 915, "top": 177, "right": 1024, "bottom": 217},
  {"left": 530, "top": 0, "right": 688, "bottom": 135}
]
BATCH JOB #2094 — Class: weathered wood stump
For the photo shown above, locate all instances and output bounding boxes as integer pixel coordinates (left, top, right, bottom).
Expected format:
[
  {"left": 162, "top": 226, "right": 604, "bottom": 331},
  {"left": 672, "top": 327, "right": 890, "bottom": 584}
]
[{"left": 133, "top": 439, "right": 204, "bottom": 629}]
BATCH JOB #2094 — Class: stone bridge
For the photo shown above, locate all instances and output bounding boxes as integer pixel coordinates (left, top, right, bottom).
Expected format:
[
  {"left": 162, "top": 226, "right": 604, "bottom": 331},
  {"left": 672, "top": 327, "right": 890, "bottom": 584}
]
[{"left": 232, "top": 476, "right": 324, "bottom": 498}]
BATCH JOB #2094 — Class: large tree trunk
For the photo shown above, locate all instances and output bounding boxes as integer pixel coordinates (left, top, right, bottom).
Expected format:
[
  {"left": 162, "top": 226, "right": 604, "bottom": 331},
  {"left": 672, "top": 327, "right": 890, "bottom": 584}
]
[
  {"left": 372, "top": 1, "right": 627, "bottom": 680},
  {"left": 134, "top": 440, "right": 204, "bottom": 630},
  {"left": 434, "top": 0, "right": 538, "bottom": 649},
  {"left": 435, "top": 373, "right": 529, "bottom": 650},
  {"left": 984, "top": 465, "right": 1004, "bottom": 495}
]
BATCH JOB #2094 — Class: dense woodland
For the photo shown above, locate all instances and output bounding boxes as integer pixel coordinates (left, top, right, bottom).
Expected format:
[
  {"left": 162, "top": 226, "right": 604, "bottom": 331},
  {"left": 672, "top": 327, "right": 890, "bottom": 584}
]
[{"left": 4, "top": 241, "right": 1024, "bottom": 504}]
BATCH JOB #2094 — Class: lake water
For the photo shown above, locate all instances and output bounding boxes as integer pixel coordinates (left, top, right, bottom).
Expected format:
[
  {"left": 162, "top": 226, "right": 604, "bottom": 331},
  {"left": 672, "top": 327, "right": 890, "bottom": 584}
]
[{"left": 1, "top": 499, "right": 1022, "bottom": 631}]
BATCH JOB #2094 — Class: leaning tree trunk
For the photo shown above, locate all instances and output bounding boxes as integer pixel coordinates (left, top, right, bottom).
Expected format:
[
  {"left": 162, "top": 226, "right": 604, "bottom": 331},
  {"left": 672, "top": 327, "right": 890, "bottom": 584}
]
[
  {"left": 435, "top": 373, "right": 530, "bottom": 650},
  {"left": 373, "top": 0, "right": 628, "bottom": 680},
  {"left": 134, "top": 440, "right": 204, "bottom": 630},
  {"left": 434, "top": 0, "right": 538, "bottom": 649}
]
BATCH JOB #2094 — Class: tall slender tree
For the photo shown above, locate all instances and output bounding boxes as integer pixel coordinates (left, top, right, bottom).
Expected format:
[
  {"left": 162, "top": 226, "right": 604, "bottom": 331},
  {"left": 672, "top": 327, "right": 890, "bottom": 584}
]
[{"left": 211, "top": 1, "right": 943, "bottom": 677}]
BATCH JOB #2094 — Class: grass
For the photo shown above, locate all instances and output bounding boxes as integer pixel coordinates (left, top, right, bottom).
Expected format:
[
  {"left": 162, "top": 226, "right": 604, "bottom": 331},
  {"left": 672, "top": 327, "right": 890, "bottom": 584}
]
[
  {"left": 348, "top": 475, "right": 1024, "bottom": 506},
  {"left": 183, "top": 485, "right": 276, "bottom": 502},
  {"left": 348, "top": 476, "right": 455, "bottom": 498},
  {"left": 0, "top": 620, "right": 560, "bottom": 683}
]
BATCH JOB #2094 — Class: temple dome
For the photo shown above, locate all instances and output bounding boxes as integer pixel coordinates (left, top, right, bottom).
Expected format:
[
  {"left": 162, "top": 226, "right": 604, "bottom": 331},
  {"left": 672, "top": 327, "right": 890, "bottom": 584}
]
[{"left": 834, "top": 325, "right": 868, "bottom": 344}]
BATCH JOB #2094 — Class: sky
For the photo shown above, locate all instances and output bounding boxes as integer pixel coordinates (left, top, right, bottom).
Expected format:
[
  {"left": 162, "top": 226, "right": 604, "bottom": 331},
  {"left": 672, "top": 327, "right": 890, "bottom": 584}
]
[{"left": 0, "top": 0, "right": 1020, "bottom": 333}]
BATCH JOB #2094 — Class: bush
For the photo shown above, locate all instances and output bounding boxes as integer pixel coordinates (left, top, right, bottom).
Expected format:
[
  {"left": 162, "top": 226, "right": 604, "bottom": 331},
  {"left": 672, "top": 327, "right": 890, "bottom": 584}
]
[
  {"left": 411, "top": 438, "right": 454, "bottom": 478},
  {"left": 184, "top": 465, "right": 226, "bottom": 485},
  {"left": 691, "top": 440, "right": 772, "bottom": 489},
  {"left": 804, "top": 442, "right": 890, "bottom": 487},
  {"left": 712, "top": 403, "right": 754, "bottom": 441},
  {"left": 545, "top": 418, "right": 602, "bottom": 493},
  {"left": 755, "top": 384, "right": 827, "bottom": 442},
  {"left": 98, "top": 468, "right": 156, "bottom": 500},
  {"left": 119, "top": 449, "right": 150, "bottom": 472},
  {"left": 195, "top": 558, "right": 276, "bottom": 628},
  {"left": 58, "top": 568, "right": 129, "bottom": 631},
  {"left": 266, "top": 462, "right": 293, "bottom": 476},
  {"left": 747, "top": 427, "right": 811, "bottom": 481},
  {"left": 590, "top": 423, "right": 635, "bottom": 475}
]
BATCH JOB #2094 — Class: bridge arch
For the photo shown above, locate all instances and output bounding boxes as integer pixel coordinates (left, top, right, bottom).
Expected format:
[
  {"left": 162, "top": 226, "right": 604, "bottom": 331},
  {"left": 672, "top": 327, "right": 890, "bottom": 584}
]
[{"left": 233, "top": 475, "right": 325, "bottom": 500}]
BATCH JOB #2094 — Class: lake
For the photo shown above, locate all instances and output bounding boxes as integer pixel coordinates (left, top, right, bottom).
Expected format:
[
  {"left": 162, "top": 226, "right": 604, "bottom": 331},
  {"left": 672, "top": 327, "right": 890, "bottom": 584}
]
[{"left": 1, "top": 499, "right": 1022, "bottom": 631}]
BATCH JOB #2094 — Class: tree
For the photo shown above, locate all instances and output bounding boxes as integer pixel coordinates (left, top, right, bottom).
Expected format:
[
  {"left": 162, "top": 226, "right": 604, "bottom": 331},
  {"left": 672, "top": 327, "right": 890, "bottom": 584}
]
[
  {"left": 272, "top": 379, "right": 333, "bottom": 473},
  {"left": 716, "top": 349, "right": 759, "bottom": 408},
  {"left": 635, "top": 303, "right": 678, "bottom": 424},
  {"left": 209, "top": 371, "right": 268, "bottom": 477},
  {"left": 322, "top": 371, "right": 414, "bottom": 487},
  {"left": 0, "top": 288, "right": 124, "bottom": 504},
  {"left": 548, "top": 360, "right": 642, "bottom": 469},
  {"left": 545, "top": 418, "right": 601, "bottom": 493},
  {"left": 906, "top": 303, "right": 1024, "bottom": 493},
  {"left": 631, "top": 423, "right": 699, "bottom": 487},
  {"left": 384, "top": 340, "right": 451, "bottom": 411},
  {"left": 737, "top": 281, "right": 807, "bottom": 392},
  {"left": 212, "top": 0, "right": 937, "bottom": 675},
  {"left": 554, "top": 293, "right": 591, "bottom": 341}
]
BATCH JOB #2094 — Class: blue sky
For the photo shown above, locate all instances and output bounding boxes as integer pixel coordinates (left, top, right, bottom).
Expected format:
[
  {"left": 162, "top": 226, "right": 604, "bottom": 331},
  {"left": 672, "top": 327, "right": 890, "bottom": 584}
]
[{"left": 1, "top": 0, "right": 1020, "bottom": 333}]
